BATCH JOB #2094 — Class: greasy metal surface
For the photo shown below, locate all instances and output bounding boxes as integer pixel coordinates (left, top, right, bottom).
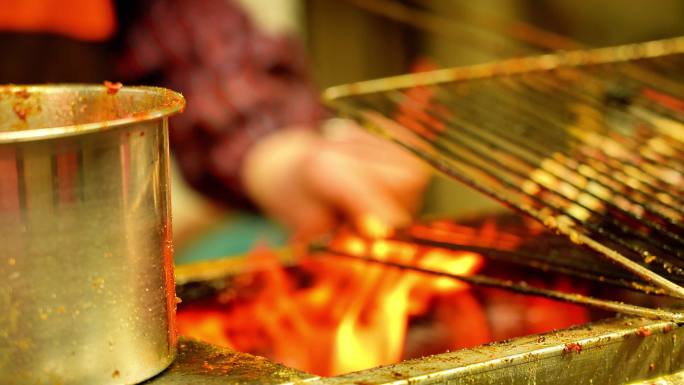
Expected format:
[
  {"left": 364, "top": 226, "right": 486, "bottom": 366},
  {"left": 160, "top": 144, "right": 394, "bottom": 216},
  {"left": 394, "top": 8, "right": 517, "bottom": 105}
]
[
  {"left": 145, "top": 338, "right": 317, "bottom": 385},
  {"left": 306, "top": 317, "right": 684, "bottom": 385},
  {"left": 0, "top": 85, "right": 184, "bottom": 384},
  {"left": 324, "top": 37, "right": 684, "bottom": 304}
]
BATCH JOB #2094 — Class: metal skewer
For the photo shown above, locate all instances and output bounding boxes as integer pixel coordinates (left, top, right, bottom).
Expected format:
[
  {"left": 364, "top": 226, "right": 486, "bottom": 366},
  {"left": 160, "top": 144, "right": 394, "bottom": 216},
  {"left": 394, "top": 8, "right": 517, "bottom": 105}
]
[{"left": 318, "top": 249, "right": 684, "bottom": 322}]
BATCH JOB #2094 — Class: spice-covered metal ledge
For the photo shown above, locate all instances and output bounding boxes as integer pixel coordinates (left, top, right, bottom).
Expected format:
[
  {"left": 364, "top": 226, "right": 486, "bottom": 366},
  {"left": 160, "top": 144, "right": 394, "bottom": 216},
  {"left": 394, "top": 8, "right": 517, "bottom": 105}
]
[
  {"left": 144, "top": 338, "right": 316, "bottom": 385},
  {"left": 149, "top": 315, "right": 684, "bottom": 385}
]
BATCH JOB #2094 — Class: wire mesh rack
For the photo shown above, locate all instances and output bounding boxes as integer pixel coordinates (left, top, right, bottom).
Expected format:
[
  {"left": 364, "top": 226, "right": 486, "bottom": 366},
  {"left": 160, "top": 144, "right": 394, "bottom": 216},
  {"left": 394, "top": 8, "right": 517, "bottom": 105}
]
[{"left": 323, "top": 37, "right": 684, "bottom": 320}]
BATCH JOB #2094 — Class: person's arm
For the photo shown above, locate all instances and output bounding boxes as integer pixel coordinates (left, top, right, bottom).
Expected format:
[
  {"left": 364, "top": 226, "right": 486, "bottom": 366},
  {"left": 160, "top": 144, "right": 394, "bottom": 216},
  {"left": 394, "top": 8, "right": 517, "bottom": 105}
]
[
  {"left": 242, "top": 119, "right": 429, "bottom": 240},
  {"left": 118, "top": 0, "right": 429, "bottom": 240}
]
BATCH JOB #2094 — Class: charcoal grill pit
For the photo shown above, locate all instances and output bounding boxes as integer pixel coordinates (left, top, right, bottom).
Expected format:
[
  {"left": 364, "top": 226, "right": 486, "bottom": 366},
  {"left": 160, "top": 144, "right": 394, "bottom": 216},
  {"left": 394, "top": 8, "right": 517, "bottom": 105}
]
[{"left": 150, "top": 250, "right": 684, "bottom": 385}]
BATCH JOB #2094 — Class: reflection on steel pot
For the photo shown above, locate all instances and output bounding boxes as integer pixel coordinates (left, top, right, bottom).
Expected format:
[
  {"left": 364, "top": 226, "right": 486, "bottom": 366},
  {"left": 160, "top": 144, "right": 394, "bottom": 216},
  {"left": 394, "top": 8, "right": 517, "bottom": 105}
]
[{"left": 0, "top": 85, "right": 184, "bottom": 385}]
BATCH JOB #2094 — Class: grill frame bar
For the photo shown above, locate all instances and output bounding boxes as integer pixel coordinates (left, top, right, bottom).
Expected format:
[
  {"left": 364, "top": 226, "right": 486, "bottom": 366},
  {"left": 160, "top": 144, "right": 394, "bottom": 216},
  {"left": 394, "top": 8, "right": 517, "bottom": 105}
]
[{"left": 306, "top": 316, "right": 684, "bottom": 385}]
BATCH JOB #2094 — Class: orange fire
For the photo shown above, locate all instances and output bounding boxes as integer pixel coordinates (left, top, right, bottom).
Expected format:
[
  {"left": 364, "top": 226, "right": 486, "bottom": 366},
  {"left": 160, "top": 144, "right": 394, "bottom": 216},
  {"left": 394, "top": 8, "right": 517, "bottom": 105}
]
[{"left": 177, "top": 219, "right": 588, "bottom": 376}]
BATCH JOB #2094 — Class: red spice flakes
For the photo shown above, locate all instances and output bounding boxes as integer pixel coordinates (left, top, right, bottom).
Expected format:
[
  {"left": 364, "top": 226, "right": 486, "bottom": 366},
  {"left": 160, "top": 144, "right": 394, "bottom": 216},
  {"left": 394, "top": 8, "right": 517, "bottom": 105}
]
[
  {"left": 132, "top": 111, "right": 149, "bottom": 119},
  {"left": 664, "top": 324, "right": 674, "bottom": 333},
  {"left": 12, "top": 104, "right": 27, "bottom": 120},
  {"left": 14, "top": 88, "right": 30, "bottom": 99},
  {"left": 636, "top": 327, "right": 652, "bottom": 337},
  {"left": 563, "top": 342, "right": 582, "bottom": 354},
  {"left": 104, "top": 80, "right": 123, "bottom": 95}
]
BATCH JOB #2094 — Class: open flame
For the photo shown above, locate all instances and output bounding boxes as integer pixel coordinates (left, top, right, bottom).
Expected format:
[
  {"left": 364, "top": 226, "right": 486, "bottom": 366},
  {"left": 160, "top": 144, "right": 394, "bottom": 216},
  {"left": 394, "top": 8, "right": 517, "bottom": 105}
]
[{"left": 177, "top": 218, "right": 588, "bottom": 376}]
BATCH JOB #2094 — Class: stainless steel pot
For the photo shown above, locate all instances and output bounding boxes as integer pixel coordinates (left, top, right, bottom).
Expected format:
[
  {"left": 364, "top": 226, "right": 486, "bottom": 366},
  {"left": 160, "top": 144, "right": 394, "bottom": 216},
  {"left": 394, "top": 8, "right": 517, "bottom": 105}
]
[{"left": 0, "top": 84, "right": 184, "bottom": 385}]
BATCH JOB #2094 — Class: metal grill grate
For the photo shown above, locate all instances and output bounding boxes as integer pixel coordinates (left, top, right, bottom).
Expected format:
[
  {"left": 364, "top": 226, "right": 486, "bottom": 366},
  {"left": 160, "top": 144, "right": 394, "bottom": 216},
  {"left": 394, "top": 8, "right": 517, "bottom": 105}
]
[{"left": 324, "top": 37, "right": 684, "bottom": 315}]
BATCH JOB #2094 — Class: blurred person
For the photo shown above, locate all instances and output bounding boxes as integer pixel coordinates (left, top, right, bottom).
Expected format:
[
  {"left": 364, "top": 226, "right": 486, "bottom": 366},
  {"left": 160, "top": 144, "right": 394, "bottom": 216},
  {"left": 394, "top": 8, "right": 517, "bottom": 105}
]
[{"left": 0, "top": 0, "right": 429, "bottom": 240}]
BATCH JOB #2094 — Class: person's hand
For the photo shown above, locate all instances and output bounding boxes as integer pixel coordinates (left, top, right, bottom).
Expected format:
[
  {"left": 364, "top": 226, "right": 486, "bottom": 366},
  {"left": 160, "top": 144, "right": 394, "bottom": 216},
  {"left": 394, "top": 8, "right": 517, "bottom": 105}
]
[{"left": 241, "top": 119, "right": 430, "bottom": 240}]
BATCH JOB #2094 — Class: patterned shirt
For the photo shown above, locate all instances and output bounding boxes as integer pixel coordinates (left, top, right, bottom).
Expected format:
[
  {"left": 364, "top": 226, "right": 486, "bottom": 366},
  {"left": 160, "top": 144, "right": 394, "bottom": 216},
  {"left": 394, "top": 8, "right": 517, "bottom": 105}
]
[{"left": 117, "top": 0, "right": 326, "bottom": 207}]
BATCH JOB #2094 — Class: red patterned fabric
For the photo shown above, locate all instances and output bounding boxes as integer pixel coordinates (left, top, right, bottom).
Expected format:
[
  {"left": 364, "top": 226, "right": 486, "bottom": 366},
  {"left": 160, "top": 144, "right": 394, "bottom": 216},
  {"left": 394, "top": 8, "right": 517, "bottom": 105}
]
[{"left": 117, "top": 0, "right": 326, "bottom": 207}]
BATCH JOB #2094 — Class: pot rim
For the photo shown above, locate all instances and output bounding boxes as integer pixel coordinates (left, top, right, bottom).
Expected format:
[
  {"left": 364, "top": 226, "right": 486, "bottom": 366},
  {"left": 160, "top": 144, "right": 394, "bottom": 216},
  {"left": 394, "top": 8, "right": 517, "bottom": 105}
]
[{"left": 0, "top": 84, "right": 185, "bottom": 143}]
